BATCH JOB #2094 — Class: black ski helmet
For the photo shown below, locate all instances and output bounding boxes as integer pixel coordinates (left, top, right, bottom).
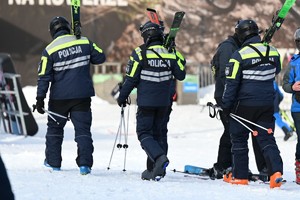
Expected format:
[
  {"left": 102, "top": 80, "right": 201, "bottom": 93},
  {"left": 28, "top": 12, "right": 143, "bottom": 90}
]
[
  {"left": 294, "top": 28, "right": 300, "bottom": 51},
  {"left": 49, "top": 16, "right": 71, "bottom": 39},
  {"left": 139, "top": 21, "right": 164, "bottom": 44},
  {"left": 235, "top": 19, "right": 259, "bottom": 43}
]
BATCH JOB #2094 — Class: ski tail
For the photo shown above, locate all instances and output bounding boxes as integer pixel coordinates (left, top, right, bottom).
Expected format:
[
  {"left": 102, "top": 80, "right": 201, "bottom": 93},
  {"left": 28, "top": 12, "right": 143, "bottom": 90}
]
[
  {"left": 71, "top": 0, "right": 81, "bottom": 39},
  {"left": 184, "top": 165, "right": 209, "bottom": 176},
  {"left": 146, "top": 8, "right": 160, "bottom": 25},
  {"left": 262, "top": 0, "right": 296, "bottom": 44}
]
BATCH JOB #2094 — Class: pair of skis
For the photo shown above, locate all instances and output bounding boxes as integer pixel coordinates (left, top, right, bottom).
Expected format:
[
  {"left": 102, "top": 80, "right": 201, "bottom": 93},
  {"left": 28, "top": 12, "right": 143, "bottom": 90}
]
[{"left": 146, "top": 8, "right": 185, "bottom": 52}]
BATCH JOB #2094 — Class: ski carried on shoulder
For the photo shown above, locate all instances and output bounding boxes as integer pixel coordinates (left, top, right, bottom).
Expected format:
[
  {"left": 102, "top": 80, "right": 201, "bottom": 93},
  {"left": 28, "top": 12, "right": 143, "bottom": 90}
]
[
  {"left": 262, "top": 0, "right": 296, "bottom": 44},
  {"left": 145, "top": 8, "right": 185, "bottom": 52},
  {"left": 71, "top": 0, "right": 81, "bottom": 39},
  {"left": 164, "top": 11, "right": 185, "bottom": 52}
]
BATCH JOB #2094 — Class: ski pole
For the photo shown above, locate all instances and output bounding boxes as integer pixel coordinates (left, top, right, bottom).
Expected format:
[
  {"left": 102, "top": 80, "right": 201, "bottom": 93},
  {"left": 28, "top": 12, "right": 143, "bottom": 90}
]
[
  {"left": 122, "top": 104, "right": 130, "bottom": 172},
  {"left": 42, "top": 108, "right": 60, "bottom": 125},
  {"left": 230, "top": 114, "right": 258, "bottom": 136},
  {"left": 44, "top": 109, "right": 69, "bottom": 121},
  {"left": 230, "top": 113, "right": 273, "bottom": 134},
  {"left": 107, "top": 104, "right": 130, "bottom": 171}
]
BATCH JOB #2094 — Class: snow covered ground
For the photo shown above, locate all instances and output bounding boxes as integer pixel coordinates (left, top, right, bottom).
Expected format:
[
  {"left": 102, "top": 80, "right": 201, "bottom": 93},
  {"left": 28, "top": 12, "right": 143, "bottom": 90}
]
[{"left": 0, "top": 85, "right": 300, "bottom": 200}]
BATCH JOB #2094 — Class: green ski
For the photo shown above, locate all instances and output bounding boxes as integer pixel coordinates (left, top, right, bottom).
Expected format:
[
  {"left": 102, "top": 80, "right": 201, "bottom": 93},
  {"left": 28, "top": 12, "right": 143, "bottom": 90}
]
[
  {"left": 262, "top": 0, "right": 296, "bottom": 44},
  {"left": 164, "top": 11, "right": 185, "bottom": 52},
  {"left": 71, "top": 0, "right": 81, "bottom": 39}
]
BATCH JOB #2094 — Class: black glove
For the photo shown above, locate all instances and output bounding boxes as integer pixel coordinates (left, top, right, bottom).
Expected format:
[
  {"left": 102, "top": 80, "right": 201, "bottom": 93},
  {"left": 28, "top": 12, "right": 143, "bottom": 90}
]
[
  {"left": 117, "top": 96, "right": 131, "bottom": 108},
  {"left": 35, "top": 97, "right": 45, "bottom": 114},
  {"left": 117, "top": 99, "right": 126, "bottom": 107}
]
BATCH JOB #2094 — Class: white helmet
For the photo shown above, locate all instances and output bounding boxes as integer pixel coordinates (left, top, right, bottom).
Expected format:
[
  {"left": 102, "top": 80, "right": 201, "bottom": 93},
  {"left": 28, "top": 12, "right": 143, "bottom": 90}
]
[
  {"left": 294, "top": 28, "right": 300, "bottom": 41},
  {"left": 294, "top": 28, "right": 300, "bottom": 51}
]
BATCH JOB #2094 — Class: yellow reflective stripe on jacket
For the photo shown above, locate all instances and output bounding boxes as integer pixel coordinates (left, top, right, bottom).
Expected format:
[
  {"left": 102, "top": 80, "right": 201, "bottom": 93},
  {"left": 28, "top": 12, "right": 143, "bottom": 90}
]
[
  {"left": 146, "top": 53, "right": 176, "bottom": 59},
  {"left": 177, "top": 59, "right": 184, "bottom": 71},
  {"left": 93, "top": 43, "right": 103, "bottom": 53},
  {"left": 239, "top": 44, "right": 279, "bottom": 60},
  {"left": 227, "top": 59, "right": 239, "bottom": 79},
  {"left": 176, "top": 51, "right": 184, "bottom": 61},
  {"left": 47, "top": 39, "right": 90, "bottom": 55},
  {"left": 176, "top": 51, "right": 185, "bottom": 71},
  {"left": 38, "top": 56, "right": 48, "bottom": 76},
  {"left": 128, "top": 60, "right": 139, "bottom": 77}
]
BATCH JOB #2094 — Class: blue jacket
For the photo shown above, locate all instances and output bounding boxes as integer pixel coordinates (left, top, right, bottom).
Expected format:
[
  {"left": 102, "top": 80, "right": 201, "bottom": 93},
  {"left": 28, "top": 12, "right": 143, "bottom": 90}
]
[
  {"left": 282, "top": 54, "right": 300, "bottom": 112},
  {"left": 222, "top": 36, "right": 281, "bottom": 109},
  {"left": 119, "top": 41, "right": 186, "bottom": 107},
  {"left": 37, "top": 32, "right": 106, "bottom": 100}
]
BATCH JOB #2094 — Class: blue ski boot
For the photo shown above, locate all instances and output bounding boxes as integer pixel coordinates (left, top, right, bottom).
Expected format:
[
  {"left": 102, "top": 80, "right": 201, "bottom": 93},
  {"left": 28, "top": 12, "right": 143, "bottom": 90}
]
[{"left": 80, "top": 166, "right": 91, "bottom": 175}]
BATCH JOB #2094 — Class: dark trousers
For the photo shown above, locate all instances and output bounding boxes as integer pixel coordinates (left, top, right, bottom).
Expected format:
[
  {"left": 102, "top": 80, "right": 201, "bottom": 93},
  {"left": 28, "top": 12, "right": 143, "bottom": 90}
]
[
  {"left": 0, "top": 156, "right": 14, "bottom": 200},
  {"left": 215, "top": 110, "right": 232, "bottom": 170},
  {"left": 292, "top": 112, "right": 300, "bottom": 159},
  {"left": 45, "top": 98, "right": 94, "bottom": 168},
  {"left": 146, "top": 105, "right": 172, "bottom": 170},
  {"left": 230, "top": 105, "right": 283, "bottom": 179},
  {"left": 215, "top": 98, "right": 265, "bottom": 172},
  {"left": 136, "top": 106, "right": 169, "bottom": 168}
]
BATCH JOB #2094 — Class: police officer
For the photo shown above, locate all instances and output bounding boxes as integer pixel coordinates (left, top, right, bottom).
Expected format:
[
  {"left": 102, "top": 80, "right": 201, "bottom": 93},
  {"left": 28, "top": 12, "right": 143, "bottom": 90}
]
[
  {"left": 209, "top": 32, "right": 241, "bottom": 178},
  {"left": 221, "top": 19, "right": 283, "bottom": 188},
  {"left": 117, "top": 21, "right": 186, "bottom": 181},
  {"left": 35, "top": 16, "right": 106, "bottom": 175},
  {"left": 209, "top": 29, "right": 267, "bottom": 180}
]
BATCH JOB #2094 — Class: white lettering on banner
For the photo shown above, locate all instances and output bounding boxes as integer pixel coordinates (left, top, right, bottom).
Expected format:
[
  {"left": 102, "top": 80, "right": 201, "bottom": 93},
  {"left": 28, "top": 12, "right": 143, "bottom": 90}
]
[
  {"left": 8, "top": 0, "right": 128, "bottom": 6},
  {"left": 58, "top": 46, "right": 82, "bottom": 59}
]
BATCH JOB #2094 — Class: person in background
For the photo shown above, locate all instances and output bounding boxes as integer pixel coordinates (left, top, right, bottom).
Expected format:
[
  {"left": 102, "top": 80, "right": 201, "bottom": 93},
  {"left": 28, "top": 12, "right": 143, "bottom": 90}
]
[
  {"left": 282, "top": 27, "right": 300, "bottom": 185},
  {"left": 273, "top": 81, "right": 293, "bottom": 141},
  {"left": 117, "top": 21, "right": 186, "bottom": 181},
  {"left": 221, "top": 19, "right": 283, "bottom": 188},
  {"left": 34, "top": 16, "right": 106, "bottom": 175}
]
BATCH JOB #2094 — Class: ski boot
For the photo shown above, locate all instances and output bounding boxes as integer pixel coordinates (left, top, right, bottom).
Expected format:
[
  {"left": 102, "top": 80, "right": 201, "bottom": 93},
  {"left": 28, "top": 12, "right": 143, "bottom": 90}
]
[
  {"left": 270, "top": 172, "right": 283, "bottom": 188},
  {"left": 282, "top": 126, "right": 293, "bottom": 141},
  {"left": 142, "top": 155, "right": 169, "bottom": 181},
  {"left": 208, "top": 163, "right": 225, "bottom": 179},
  {"left": 295, "top": 159, "right": 300, "bottom": 184},
  {"left": 80, "top": 166, "right": 91, "bottom": 175},
  {"left": 223, "top": 167, "right": 248, "bottom": 185},
  {"left": 44, "top": 160, "right": 61, "bottom": 171}
]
